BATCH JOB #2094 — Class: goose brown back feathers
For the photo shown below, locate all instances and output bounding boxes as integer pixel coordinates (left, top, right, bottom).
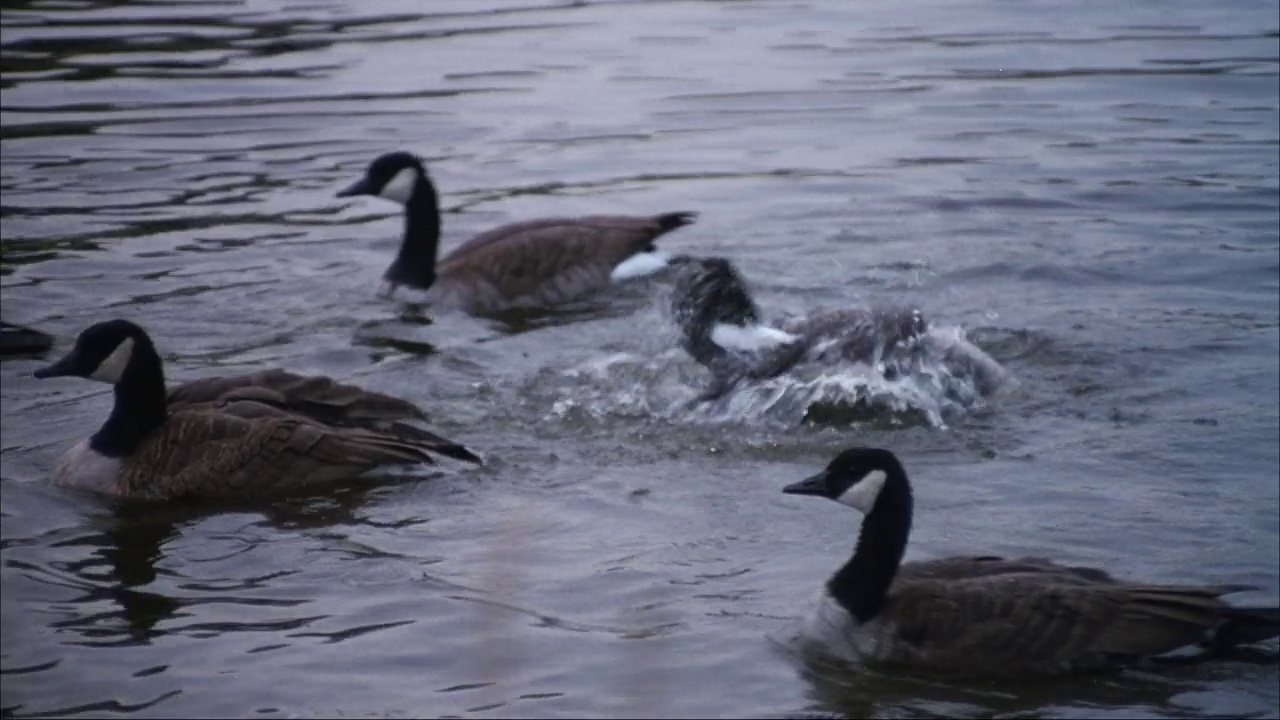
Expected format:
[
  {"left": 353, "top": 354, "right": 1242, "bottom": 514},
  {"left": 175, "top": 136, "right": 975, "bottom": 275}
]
[
  {"left": 867, "top": 568, "right": 1267, "bottom": 676},
  {"left": 442, "top": 213, "right": 692, "bottom": 265},
  {"left": 165, "top": 368, "right": 480, "bottom": 465},
  {"left": 167, "top": 368, "right": 425, "bottom": 422},
  {"left": 98, "top": 411, "right": 450, "bottom": 502},
  {"left": 427, "top": 212, "right": 697, "bottom": 314}
]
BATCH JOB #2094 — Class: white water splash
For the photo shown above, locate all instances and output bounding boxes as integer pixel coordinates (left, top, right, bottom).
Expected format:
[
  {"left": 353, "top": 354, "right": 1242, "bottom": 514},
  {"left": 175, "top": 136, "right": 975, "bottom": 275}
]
[{"left": 540, "top": 325, "right": 1015, "bottom": 430}]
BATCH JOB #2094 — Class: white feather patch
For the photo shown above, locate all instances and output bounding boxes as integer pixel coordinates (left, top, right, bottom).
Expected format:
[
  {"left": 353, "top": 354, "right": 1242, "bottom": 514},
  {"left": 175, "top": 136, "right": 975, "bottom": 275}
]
[
  {"left": 710, "top": 323, "right": 799, "bottom": 352},
  {"left": 806, "top": 590, "right": 888, "bottom": 662},
  {"left": 88, "top": 337, "right": 135, "bottom": 385},
  {"left": 53, "top": 439, "right": 123, "bottom": 491},
  {"left": 379, "top": 167, "right": 418, "bottom": 205},
  {"left": 610, "top": 250, "right": 671, "bottom": 282},
  {"left": 837, "top": 469, "right": 887, "bottom": 514}
]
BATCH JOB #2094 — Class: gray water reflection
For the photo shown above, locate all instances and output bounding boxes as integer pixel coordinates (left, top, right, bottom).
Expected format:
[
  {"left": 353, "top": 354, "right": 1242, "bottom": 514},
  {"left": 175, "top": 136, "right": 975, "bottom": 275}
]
[{"left": 3, "top": 0, "right": 1278, "bottom": 717}]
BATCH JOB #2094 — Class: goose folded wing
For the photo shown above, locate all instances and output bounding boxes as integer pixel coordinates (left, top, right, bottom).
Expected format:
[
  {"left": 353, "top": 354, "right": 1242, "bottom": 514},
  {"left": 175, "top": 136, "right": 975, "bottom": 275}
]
[
  {"left": 433, "top": 223, "right": 662, "bottom": 310},
  {"left": 898, "top": 556, "right": 1119, "bottom": 584},
  {"left": 119, "top": 412, "right": 438, "bottom": 501},
  {"left": 443, "top": 215, "right": 682, "bottom": 264},
  {"left": 886, "top": 578, "right": 1237, "bottom": 674},
  {"left": 440, "top": 218, "right": 667, "bottom": 283},
  {"left": 169, "top": 370, "right": 428, "bottom": 425}
]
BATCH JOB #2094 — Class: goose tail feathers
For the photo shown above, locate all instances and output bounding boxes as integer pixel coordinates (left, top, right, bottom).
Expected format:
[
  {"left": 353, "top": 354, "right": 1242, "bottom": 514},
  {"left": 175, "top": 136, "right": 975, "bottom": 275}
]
[
  {"left": 382, "top": 421, "right": 483, "bottom": 465},
  {"left": 657, "top": 211, "right": 698, "bottom": 232},
  {"left": 1216, "top": 605, "right": 1280, "bottom": 647}
]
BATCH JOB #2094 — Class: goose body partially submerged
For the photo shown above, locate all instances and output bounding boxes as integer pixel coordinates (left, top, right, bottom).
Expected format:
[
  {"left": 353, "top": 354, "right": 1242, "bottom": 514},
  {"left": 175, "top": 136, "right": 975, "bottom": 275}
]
[
  {"left": 34, "top": 320, "right": 480, "bottom": 502},
  {"left": 338, "top": 151, "right": 697, "bottom": 315},
  {"left": 786, "top": 447, "right": 1280, "bottom": 678}
]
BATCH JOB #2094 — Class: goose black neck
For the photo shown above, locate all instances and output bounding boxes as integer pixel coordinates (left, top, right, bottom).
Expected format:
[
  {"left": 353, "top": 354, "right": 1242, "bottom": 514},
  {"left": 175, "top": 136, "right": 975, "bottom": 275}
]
[
  {"left": 387, "top": 173, "right": 442, "bottom": 290},
  {"left": 90, "top": 339, "right": 168, "bottom": 458},
  {"left": 673, "top": 260, "right": 761, "bottom": 367},
  {"left": 827, "top": 463, "right": 913, "bottom": 623}
]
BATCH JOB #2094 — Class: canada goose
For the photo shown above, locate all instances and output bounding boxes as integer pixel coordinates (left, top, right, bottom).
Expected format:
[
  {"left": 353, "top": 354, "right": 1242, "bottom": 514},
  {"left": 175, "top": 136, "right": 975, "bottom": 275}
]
[
  {"left": 784, "top": 447, "right": 1280, "bottom": 678},
  {"left": 668, "top": 256, "right": 930, "bottom": 400},
  {"left": 33, "top": 319, "right": 480, "bottom": 501},
  {"left": 336, "top": 151, "right": 698, "bottom": 314}
]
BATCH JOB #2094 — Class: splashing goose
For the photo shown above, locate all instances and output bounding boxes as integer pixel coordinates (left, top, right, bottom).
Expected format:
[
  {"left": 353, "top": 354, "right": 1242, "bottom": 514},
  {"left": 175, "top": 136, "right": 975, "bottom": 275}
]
[
  {"left": 337, "top": 151, "right": 698, "bottom": 314},
  {"left": 668, "top": 256, "right": 937, "bottom": 400},
  {"left": 784, "top": 447, "right": 1280, "bottom": 678},
  {"left": 34, "top": 319, "right": 480, "bottom": 501}
]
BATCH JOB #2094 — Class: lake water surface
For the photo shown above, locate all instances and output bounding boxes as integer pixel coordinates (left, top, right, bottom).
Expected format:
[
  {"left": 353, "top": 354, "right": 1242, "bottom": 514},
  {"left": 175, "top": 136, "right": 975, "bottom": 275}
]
[{"left": 2, "top": 0, "right": 1278, "bottom": 717}]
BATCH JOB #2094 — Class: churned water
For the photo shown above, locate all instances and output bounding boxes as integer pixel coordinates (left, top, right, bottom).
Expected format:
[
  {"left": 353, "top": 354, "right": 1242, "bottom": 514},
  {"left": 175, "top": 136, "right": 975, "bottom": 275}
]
[{"left": 2, "top": 0, "right": 1277, "bottom": 717}]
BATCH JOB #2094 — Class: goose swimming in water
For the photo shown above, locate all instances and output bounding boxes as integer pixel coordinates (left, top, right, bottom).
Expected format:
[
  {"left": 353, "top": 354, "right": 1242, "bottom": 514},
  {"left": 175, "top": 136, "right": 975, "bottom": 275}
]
[
  {"left": 668, "top": 256, "right": 998, "bottom": 400},
  {"left": 337, "top": 151, "right": 698, "bottom": 315},
  {"left": 34, "top": 319, "right": 480, "bottom": 502},
  {"left": 785, "top": 447, "right": 1280, "bottom": 678}
]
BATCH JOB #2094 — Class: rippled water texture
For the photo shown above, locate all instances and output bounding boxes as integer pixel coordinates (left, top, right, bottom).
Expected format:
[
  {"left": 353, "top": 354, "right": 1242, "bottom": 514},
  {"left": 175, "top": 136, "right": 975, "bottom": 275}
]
[{"left": 2, "top": 0, "right": 1278, "bottom": 717}]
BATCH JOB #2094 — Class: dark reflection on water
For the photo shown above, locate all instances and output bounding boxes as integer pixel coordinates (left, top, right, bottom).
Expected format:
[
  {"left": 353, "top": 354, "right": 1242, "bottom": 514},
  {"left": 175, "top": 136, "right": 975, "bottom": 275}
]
[
  {"left": 2, "top": 0, "right": 1278, "bottom": 717},
  {"left": 788, "top": 635, "right": 1280, "bottom": 719},
  {"left": 21, "top": 484, "right": 390, "bottom": 651}
]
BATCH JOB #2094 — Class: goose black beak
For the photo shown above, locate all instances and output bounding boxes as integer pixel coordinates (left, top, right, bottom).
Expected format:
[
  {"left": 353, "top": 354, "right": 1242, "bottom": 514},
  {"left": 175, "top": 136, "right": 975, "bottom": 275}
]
[
  {"left": 337, "top": 176, "right": 375, "bottom": 198},
  {"left": 33, "top": 350, "right": 79, "bottom": 379},
  {"left": 783, "top": 470, "right": 830, "bottom": 497}
]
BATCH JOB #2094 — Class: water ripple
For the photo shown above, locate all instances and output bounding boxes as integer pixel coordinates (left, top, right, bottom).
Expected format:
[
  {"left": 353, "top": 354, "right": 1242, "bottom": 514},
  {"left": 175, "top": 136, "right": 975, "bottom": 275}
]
[{"left": 2, "top": 0, "right": 1277, "bottom": 717}]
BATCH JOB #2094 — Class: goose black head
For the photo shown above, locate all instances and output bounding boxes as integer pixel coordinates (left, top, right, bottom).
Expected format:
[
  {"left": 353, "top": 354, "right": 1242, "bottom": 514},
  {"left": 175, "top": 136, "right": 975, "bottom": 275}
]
[
  {"left": 667, "top": 256, "right": 807, "bottom": 397},
  {"left": 34, "top": 319, "right": 153, "bottom": 386},
  {"left": 670, "top": 256, "right": 758, "bottom": 321},
  {"left": 784, "top": 447, "right": 906, "bottom": 514},
  {"left": 669, "top": 256, "right": 762, "bottom": 343},
  {"left": 337, "top": 151, "right": 427, "bottom": 206}
]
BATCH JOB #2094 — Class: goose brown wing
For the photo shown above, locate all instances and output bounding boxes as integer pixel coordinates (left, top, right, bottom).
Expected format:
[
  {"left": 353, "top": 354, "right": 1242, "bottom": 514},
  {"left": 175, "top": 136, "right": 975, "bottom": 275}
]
[
  {"left": 117, "top": 411, "right": 446, "bottom": 501},
  {"left": 898, "top": 556, "right": 1118, "bottom": 584},
  {"left": 782, "top": 306, "right": 927, "bottom": 363},
  {"left": 169, "top": 373, "right": 480, "bottom": 465},
  {"left": 882, "top": 575, "right": 1245, "bottom": 676},
  {"left": 430, "top": 229, "right": 618, "bottom": 312},
  {"left": 441, "top": 213, "right": 695, "bottom": 265},
  {"left": 426, "top": 213, "right": 695, "bottom": 313},
  {"left": 167, "top": 369, "right": 428, "bottom": 426}
]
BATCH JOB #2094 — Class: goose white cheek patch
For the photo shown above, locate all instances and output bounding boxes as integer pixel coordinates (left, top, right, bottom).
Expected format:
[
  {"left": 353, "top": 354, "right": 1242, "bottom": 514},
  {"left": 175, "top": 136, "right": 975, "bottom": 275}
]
[
  {"left": 610, "top": 250, "right": 671, "bottom": 282},
  {"left": 710, "top": 323, "right": 799, "bottom": 352},
  {"left": 837, "top": 469, "right": 887, "bottom": 514},
  {"left": 89, "top": 337, "right": 135, "bottom": 385},
  {"left": 379, "top": 167, "right": 418, "bottom": 205}
]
